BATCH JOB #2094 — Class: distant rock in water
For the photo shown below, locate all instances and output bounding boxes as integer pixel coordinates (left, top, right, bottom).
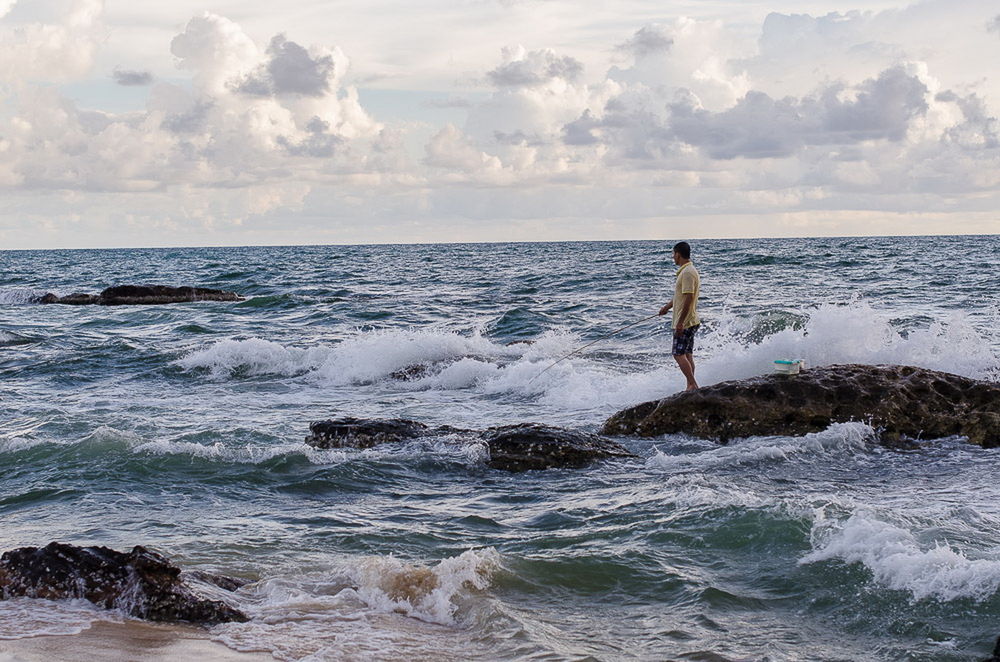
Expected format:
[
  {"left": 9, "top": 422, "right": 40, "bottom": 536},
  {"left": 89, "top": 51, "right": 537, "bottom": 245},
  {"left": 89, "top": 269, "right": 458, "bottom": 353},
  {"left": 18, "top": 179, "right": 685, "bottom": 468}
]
[
  {"left": 601, "top": 364, "right": 1000, "bottom": 446},
  {"left": 306, "top": 417, "right": 635, "bottom": 471},
  {"left": 481, "top": 423, "right": 636, "bottom": 471},
  {"left": 0, "top": 542, "right": 248, "bottom": 624},
  {"left": 38, "top": 285, "right": 243, "bottom": 306}
]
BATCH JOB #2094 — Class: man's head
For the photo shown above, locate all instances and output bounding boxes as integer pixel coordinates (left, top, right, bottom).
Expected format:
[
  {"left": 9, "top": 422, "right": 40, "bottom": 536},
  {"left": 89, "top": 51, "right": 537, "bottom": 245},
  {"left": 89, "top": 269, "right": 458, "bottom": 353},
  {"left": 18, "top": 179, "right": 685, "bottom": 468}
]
[{"left": 673, "top": 241, "right": 691, "bottom": 265}]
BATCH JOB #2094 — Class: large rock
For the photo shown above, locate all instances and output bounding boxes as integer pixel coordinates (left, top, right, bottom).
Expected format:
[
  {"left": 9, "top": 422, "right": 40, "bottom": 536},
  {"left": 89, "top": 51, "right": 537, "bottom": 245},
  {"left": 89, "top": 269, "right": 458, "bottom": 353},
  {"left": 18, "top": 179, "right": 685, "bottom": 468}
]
[
  {"left": 0, "top": 542, "right": 248, "bottom": 624},
  {"left": 306, "top": 417, "right": 635, "bottom": 471},
  {"left": 601, "top": 364, "right": 1000, "bottom": 446},
  {"left": 481, "top": 423, "right": 636, "bottom": 471},
  {"left": 38, "top": 285, "right": 243, "bottom": 306}
]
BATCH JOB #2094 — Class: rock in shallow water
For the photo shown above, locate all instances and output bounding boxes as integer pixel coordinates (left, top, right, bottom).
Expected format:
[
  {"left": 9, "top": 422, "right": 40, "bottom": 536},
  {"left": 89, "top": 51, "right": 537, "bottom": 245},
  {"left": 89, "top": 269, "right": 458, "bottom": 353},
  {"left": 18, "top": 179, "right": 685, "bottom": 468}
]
[
  {"left": 0, "top": 542, "right": 248, "bottom": 624},
  {"left": 38, "top": 285, "right": 243, "bottom": 305},
  {"left": 601, "top": 364, "right": 1000, "bottom": 446},
  {"left": 306, "top": 417, "right": 635, "bottom": 471}
]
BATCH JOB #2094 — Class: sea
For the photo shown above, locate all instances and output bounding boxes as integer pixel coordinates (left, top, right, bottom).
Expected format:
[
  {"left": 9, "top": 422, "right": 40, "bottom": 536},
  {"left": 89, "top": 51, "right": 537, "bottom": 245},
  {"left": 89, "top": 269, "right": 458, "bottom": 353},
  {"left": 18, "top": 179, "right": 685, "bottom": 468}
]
[{"left": 1, "top": 236, "right": 1000, "bottom": 661}]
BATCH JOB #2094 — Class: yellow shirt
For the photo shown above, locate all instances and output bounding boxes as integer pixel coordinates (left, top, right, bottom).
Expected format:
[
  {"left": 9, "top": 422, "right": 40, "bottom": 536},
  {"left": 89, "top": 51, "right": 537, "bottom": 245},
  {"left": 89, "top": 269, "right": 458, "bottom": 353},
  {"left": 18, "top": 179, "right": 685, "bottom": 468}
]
[{"left": 673, "top": 262, "right": 700, "bottom": 329}]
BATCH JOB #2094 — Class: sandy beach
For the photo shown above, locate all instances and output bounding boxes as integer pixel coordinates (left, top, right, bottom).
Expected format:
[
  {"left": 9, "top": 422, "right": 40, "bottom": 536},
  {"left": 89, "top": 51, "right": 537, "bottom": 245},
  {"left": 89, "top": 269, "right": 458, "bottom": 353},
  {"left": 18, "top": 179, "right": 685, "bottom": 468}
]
[{"left": 0, "top": 620, "right": 275, "bottom": 662}]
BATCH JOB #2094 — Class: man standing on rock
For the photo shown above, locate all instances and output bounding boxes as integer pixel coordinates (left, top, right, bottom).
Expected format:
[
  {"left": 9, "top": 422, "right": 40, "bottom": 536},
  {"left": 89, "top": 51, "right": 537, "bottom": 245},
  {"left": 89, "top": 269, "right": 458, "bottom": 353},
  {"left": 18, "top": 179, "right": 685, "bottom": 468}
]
[{"left": 658, "top": 241, "right": 700, "bottom": 391}]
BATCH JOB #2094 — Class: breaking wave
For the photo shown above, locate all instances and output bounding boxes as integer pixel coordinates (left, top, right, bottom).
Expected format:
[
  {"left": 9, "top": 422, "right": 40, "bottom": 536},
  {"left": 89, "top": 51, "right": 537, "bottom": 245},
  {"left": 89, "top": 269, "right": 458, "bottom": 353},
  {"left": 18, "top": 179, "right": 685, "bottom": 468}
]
[
  {"left": 212, "top": 548, "right": 501, "bottom": 660},
  {"left": 175, "top": 300, "right": 1000, "bottom": 419},
  {"left": 800, "top": 509, "right": 1000, "bottom": 602}
]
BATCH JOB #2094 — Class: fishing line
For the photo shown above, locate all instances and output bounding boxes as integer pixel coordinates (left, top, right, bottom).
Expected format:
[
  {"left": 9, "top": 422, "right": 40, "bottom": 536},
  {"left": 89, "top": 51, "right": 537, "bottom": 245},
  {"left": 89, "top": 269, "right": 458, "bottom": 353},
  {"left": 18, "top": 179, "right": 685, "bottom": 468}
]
[{"left": 527, "top": 313, "right": 662, "bottom": 384}]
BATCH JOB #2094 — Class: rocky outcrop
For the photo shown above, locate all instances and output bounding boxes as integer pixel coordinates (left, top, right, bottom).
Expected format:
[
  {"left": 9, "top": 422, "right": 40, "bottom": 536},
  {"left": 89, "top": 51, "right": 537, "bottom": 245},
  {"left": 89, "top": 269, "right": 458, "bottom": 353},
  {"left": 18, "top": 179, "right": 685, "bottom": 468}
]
[
  {"left": 481, "top": 423, "right": 636, "bottom": 471},
  {"left": 306, "top": 417, "right": 635, "bottom": 471},
  {"left": 39, "top": 285, "right": 243, "bottom": 305},
  {"left": 601, "top": 364, "right": 1000, "bottom": 446},
  {"left": 0, "top": 542, "right": 248, "bottom": 624}
]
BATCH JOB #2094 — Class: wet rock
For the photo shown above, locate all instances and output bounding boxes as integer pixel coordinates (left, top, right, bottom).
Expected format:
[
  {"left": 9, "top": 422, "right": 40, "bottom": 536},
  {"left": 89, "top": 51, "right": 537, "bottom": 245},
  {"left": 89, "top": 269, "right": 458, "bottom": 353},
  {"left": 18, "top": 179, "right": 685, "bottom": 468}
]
[
  {"left": 601, "top": 364, "right": 1000, "bottom": 446},
  {"left": 306, "top": 417, "right": 634, "bottom": 470},
  {"left": 389, "top": 364, "right": 432, "bottom": 381},
  {"left": 183, "top": 570, "right": 252, "bottom": 593},
  {"left": 38, "top": 285, "right": 243, "bottom": 306},
  {"left": 39, "top": 292, "right": 99, "bottom": 305},
  {"left": 307, "top": 417, "right": 432, "bottom": 448},
  {"left": 481, "top": 423, "right": 635, "bottom": 471},
  {"left": 0, "top": 542, "right": 248, "bottom": 624}
]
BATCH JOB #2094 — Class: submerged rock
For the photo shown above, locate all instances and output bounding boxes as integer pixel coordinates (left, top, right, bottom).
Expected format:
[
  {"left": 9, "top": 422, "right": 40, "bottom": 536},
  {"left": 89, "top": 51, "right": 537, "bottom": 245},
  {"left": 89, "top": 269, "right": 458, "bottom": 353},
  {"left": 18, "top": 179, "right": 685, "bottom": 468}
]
[
  {"left": 306, "top": 417, "right": 635, "bottom": 471},
  {"left": 601, "top": 364, "right": 1000, "bottom": 446},
  {"left": 38, "top": 285, "right": 243, "bottom": 306},
  {"left": 308, "top": 417, "right": 432, "bottom": 448},
  {"left": 481, "top": 422, "right": 636, "bottom": 471},
  {"left": 0, "top": 542, "right": 248, "bottom": 624}
]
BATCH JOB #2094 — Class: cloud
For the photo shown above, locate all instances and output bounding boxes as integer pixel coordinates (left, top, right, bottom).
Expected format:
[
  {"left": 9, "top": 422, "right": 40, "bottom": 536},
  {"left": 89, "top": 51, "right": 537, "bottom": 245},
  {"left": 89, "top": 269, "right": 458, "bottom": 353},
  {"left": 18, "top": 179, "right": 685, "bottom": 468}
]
[
  {"left": 0, "top": 9, "right": 388, "bottom": 195},
  {"left": 0, "top": 0, "right": 104, "bottom": 82},
  {"left": 990, "top": 15, "right": 1000, "bottom": 34},
  {"left": 615, "top": 25, "right": 673, "bottom": 58},
  {"left": 232, "top": 35, "right": 337, "bottom": 97},
  {"left": 668, "top": 65, "right": 929, "bottom": 159},
  {"left": 112, "top": 68, "right": 153, "bottom": 86},
  {"left": 486, "top": 45, "right": 583, "bottom": 88}
]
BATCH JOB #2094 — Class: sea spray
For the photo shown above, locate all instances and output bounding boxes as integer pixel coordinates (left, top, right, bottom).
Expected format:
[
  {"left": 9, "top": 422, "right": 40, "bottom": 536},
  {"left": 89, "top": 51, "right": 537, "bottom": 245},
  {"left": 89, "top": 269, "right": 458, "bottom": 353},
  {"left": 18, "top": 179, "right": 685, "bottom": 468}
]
[{"left": 801, "top": 509, "right": 1000, "bottom": 602}]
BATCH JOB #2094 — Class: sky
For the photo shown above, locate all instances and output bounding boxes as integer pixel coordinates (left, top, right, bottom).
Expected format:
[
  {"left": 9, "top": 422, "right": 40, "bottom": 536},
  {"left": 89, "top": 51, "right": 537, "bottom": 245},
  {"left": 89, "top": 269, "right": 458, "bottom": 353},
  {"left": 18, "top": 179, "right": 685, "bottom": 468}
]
[{"left": 0, "top": 0, "right": 998, "bottom": 249}]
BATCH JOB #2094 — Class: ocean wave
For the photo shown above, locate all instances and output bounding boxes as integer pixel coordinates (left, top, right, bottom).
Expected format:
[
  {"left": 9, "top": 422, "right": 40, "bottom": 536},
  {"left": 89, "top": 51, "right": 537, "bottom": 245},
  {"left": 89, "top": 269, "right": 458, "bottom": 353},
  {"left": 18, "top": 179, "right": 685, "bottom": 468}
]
[
  {"left": 0, "top": 288, "right": 44, "bottom": 305},
  {"left": 644, "top": 422, "right": 876, "bottom": 472},
  {"left": 699, "top": 299, "right": 1000, "bottom": 385},
  {"left": 800, "top": 509, "right": 1000, "bottom": 602},
  {"left": 353, "top": 547, "right": 499, "bottom": 625},
  {"left": 1, "top": 426, "right": 488, "bottom": 468},
  {"left": 173, "top": 300, "right": 999, "bottom": 419},
  {"left": 0, "top": 597, "right": 116, "bottom": 640},
  {"left": 211, "top": 549, "right": 500, "bottom": 660}
]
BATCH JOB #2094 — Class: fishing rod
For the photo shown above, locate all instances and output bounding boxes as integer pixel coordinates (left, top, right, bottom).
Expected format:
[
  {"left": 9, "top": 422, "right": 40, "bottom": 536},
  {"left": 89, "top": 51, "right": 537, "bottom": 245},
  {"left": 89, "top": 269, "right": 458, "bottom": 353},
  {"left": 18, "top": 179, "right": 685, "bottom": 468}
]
[{"left": 527, "top": 313, "right": 662, "bottom": 384}]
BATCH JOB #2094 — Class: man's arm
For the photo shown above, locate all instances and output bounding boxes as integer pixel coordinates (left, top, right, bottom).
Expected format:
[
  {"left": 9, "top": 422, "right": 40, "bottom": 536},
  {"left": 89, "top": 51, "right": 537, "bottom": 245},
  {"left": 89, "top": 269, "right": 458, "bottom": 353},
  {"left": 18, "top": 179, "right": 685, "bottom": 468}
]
[{"left": 658, "top": 299, "right": 673, "bottom": 316}]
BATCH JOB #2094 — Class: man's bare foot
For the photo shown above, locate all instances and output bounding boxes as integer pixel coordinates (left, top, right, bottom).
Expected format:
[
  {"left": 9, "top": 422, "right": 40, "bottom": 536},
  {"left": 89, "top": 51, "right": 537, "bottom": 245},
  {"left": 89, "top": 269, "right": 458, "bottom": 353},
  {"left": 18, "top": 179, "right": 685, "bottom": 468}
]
[{"left": 685, "top": 383, "right": 698, "bottom": 391}]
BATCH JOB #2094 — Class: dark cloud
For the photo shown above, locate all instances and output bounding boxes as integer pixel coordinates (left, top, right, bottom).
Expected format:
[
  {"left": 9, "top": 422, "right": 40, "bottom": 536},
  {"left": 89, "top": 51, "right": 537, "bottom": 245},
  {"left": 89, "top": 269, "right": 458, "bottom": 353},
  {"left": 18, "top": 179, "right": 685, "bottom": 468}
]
[
  {"left": 989, "top": 15, "right": 1000, "bottom": 34},
  {"left": 234, "top": 35, "right": 335, "bottom": 97},
  {"left": 487, "top": 50, "right": 582, "bottom": 87},
  {"left": 277, "top": 115, "right": 341, "bottom": 157},
  {"left": 616, "top": 26, "right": 673, "bottom": 58},
  {"left": 564, "top": 66, "right": 929, "bottom": 160},
  {"left": 161, "top": 101, "right": 214, "bottom": 134},
  {"left": 112, "top": 68, "right": 153, "bottom": 86},
  {"left": 672, "top": 66, "right": 927, "bottom": 158}
]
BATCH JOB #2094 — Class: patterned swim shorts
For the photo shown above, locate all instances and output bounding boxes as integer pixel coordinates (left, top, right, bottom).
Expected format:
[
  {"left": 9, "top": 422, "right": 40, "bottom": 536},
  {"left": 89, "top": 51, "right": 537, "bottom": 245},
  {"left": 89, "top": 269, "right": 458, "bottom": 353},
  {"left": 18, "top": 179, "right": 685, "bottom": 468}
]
[{"left": 671, "top": 324, "right": 699, "bottom": 356}]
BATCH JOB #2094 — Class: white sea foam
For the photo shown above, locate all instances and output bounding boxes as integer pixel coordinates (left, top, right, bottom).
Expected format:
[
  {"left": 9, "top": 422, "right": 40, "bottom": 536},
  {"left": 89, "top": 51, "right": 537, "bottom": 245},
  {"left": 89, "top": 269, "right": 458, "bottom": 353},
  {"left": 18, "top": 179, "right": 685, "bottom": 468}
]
[
  {"left": 176, "top": 338, "right": 330, "bottom": 378},
  {"left": 800, "top": 509, "right": 1000, "bottom": 602},
  {"left": 131, "top": 437, "right": 487, "bottom": 467},
  {"left": 0, "top": 598, "right": 116, "bottom": 640},
  {"left": 176, "top": 300, "right": 999, "bottom": 421},
  {"left": 212, "top": 548, "right": 500, "bottom": 660},
  {"left": 645, "top": 422, "right": 876, "bottom": 472},
  {"left": 0, "top": 288, "right": 44, "bottom": 305}
]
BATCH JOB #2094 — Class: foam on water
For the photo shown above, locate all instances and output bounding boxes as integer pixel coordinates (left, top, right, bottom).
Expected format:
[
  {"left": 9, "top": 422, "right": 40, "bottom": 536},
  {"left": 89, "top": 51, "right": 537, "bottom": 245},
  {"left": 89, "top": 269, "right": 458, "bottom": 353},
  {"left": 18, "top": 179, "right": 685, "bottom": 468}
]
[
  {"left": 175, "top": 300, "right": 999, "bottom": 422},
  {"left": 0, "top": 289, "right": 44, "bottom": 305},
  {"left": 699, "top": 300, "right": 1000, "bottom": 385},
  {"left": 212, "top": 548, "right": 500, "bottom": 660},
  {"left": 0, "top": 598, "right": 116, "bottom": 639},
  {"left": 645, "top": 422, "right": 877, "bottom": 472},
  {"left": 0, "top": 426, "right": 488, "bottom": 468},
  {"left": 801, "top": 509, "right": 1000, "bottom": 602}
]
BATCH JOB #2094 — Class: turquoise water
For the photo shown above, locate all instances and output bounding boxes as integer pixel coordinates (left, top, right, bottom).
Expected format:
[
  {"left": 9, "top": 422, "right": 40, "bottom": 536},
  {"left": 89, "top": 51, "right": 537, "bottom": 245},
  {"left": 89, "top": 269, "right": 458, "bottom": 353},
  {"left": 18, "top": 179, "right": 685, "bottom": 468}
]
[{"left": 2, "top": 236, "right": 1000, "bottom": 660}]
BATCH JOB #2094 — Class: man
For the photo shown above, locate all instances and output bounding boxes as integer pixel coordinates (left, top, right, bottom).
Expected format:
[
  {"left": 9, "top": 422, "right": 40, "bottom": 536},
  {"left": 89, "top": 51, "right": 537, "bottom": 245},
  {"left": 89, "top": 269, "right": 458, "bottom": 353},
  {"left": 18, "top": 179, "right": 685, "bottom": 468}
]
[{"left": 658, "top": 241, "right": 700, "bottom": 390}]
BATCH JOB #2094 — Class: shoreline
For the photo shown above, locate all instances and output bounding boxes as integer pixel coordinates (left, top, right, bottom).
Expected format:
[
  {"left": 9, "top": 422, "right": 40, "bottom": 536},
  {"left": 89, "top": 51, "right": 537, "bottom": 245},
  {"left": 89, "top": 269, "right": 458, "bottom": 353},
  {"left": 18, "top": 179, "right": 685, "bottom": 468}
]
[{"left": 0, "top": 620, "right": 275, "bottom": 661}]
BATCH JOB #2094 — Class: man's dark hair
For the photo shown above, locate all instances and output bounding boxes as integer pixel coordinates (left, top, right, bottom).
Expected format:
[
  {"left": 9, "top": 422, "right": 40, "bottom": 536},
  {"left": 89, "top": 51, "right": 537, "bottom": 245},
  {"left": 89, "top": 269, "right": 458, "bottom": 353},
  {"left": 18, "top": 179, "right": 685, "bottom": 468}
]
[{"left": 673, "top": 241, "right": 691, "bottom": 259}]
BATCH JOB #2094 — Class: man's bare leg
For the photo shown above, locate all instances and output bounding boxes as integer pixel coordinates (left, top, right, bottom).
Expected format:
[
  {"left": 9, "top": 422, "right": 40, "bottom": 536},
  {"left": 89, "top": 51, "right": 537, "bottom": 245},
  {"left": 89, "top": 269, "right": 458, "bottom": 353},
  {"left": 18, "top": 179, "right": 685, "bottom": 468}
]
[{"left": 673, "top": 354, "right": 698, "bottom": 390}]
